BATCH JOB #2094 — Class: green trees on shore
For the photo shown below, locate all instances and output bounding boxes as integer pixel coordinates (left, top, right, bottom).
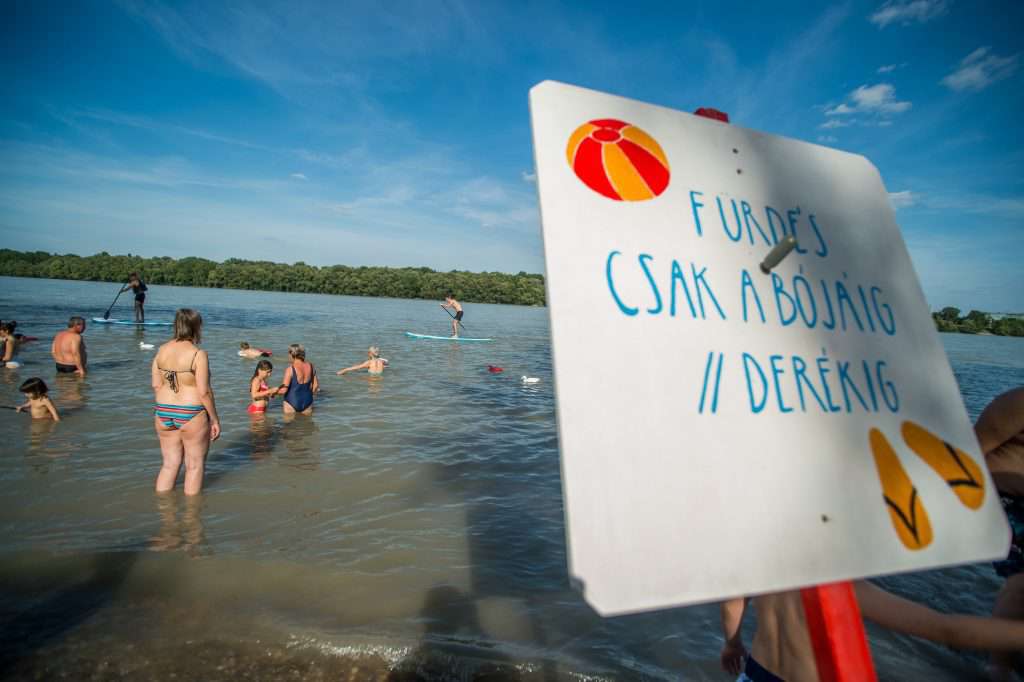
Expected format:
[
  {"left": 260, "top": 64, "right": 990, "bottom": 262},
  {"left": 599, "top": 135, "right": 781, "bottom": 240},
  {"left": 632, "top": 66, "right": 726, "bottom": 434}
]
[
  {"left": 0, "top": 249, "right": 546, "bottom": 306},
  {"left": 932, "top": 307, "right": 1024, "bottom": 337}
]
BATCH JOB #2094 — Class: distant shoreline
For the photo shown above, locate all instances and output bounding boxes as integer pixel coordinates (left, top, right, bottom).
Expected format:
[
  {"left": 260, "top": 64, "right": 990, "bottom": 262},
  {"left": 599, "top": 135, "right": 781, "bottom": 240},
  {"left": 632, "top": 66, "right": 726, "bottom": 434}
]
[
  {"left": 932, "top": 307, "right": 1023, "bottom": 337},
  {"left": 0, "top": 248, "right": 547, "bottom": 307}
]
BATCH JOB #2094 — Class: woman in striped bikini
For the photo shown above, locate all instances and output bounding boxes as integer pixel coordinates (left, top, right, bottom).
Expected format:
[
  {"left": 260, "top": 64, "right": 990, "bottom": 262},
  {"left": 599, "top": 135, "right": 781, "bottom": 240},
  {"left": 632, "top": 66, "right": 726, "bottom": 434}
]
[{"left": 152, "top": 309, "right": 221, "bottom": 496}]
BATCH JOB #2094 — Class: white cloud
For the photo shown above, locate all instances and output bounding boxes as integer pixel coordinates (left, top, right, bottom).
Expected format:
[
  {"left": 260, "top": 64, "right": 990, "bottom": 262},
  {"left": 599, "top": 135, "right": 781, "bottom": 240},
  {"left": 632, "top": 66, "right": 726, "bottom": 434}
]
[
  {"left": 889, "top": 190, "right": 916, "bottom": 209},
  {"left": 850, "top": 84, "right": 912, "bottom": 112},
  {"left": 825, "top": 103, "right": 856, "bottom": 116},
  {"left": 521, "top": 170, "right": 536, "bottom": 183},
  {"left": 941, "top": 47, "right": 1020, "bottom": 92},
  {"left": 869, "top": 0, "right": 949, "bottom": 28},
  {"left": 877, "top": 64, "right": 897, "bottom": 73},
  {"left": 819, "top": 119, "right": 852, "bottom": 129},
  {"left": 823, "top": 84, "right": 911, "bottom": 127},
  {"left": 818, "top": 135, "right": 838, "bottom": 143},
  {"left": 290, "top": 172, "right": 308, "bottom": 180}
]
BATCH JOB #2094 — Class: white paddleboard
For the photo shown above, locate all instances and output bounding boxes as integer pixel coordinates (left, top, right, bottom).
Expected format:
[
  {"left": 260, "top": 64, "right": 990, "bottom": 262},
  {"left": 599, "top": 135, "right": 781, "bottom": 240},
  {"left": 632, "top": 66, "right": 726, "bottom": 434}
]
[{"left": 405, "top": 331, "right": 492, "bottom": 342}]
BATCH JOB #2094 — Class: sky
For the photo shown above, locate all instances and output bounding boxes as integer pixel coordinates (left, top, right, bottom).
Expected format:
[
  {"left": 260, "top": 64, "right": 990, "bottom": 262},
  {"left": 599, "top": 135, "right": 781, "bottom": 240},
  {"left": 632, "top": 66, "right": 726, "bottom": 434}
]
[{"left": 1, "top": 0, "right": 1021, "bottom": 311}]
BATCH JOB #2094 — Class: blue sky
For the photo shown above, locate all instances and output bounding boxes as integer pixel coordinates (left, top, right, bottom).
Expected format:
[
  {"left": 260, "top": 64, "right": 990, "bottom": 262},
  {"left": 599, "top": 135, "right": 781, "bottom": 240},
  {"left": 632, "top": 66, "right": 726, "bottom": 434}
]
[{"left": 1, "top": 0, "right": 1021, "bottom": 311}]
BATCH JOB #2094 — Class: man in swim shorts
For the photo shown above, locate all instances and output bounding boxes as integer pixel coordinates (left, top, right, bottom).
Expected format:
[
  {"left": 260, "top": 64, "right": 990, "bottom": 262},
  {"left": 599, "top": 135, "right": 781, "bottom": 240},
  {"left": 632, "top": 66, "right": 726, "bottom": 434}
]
[
  {"left": 975, "top": 387, "right": 1024, "bottom": 679},
  {"left": 720, "top": 582, "right": 1024, "bottom": 681},
  {"left": 51, "top": 316, "right": 87, "bottom": 376},
  {"left": 441, "top": 292, "right": 463, "bottom": 338}
]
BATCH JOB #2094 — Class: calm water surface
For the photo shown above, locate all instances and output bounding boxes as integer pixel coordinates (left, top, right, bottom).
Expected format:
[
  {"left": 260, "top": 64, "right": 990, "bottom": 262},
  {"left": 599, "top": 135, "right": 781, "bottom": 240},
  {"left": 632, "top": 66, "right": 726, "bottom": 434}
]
[{"left": 1, "top": 276, "right": 1022, "bottom": 680}]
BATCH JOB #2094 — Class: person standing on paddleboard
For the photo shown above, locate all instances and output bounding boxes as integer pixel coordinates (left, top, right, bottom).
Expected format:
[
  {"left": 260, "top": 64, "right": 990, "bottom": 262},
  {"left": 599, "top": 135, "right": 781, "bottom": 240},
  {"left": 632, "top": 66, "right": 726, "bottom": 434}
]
[
  {"left": 51, "top": 316, "right": 87, "bottom": 377},
  {"left": 121, "top": 272, "right": 148, "bottom": 323},
  {"left": 441, "top": 292, "right": 464, "bottom": 338}
]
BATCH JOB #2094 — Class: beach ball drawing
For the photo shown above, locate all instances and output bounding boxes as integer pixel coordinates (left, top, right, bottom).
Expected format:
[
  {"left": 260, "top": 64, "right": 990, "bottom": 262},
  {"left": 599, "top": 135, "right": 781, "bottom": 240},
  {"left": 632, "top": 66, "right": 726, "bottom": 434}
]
[{"left": 566, "top": 118, "right": 670, "bottom": 201}]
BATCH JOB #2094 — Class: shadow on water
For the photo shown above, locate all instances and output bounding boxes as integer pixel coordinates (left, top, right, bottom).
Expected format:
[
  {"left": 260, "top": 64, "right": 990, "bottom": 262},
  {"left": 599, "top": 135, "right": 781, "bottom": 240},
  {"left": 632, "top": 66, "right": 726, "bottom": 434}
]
[
  {"left": 0, "top": 552, "right": 139, "bottom": 678},
  {"left": 201, "top": 417, "right": 283, "bottom": 487},
  {"left": 387, "top": 372, "right": 600, "bottom": 680},
  {"left": 389, "top": 585, "right": 522, "bottom": 681},
  {"left": 279, "top": 415, "right": 321, "bottom": 470}
]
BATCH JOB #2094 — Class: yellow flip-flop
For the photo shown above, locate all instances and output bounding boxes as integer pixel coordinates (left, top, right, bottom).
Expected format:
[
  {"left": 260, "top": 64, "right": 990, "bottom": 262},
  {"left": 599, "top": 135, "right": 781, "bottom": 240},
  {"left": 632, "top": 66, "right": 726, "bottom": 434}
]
[
  {"left": 901, "top": 420, "right": 985, "bottom": 510},
  {"left": 869, "top": 428, "right": 933, "bottom": 550}
]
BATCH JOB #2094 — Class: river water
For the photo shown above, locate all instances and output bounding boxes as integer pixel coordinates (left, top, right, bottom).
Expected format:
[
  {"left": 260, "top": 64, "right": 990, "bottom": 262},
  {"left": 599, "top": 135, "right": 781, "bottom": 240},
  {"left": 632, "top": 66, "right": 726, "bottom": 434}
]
[{"left": 1, "top": 276, "right": 1022, "bottom": 680}]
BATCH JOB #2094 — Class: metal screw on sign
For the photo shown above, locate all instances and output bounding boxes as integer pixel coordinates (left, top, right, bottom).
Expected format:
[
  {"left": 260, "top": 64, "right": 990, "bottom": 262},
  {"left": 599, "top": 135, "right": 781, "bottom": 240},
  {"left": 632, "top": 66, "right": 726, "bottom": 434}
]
[{"left": 760, "top": 235, "right": 799, "bottom": 274}]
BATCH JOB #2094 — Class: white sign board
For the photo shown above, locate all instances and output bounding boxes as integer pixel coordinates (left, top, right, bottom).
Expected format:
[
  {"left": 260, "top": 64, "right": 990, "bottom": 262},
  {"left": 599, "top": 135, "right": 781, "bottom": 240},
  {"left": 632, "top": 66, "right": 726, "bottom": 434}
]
[{"left": 529, "top": 80, "right": 1009, "bottom": 616}]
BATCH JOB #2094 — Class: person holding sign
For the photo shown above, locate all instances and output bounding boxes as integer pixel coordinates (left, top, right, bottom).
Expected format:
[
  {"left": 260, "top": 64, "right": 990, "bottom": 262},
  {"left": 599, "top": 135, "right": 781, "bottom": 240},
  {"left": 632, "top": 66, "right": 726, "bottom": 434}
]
[
  {"left": 720, "top": 583, "right": 1024, "bottom": 681},
  {"left": 440, "top": 293, "right": 463, "bottom": 338},
  {"left": 975, "top": 386, "right": 1024, "bottom": 680},
  {"left": 121, "top": 272, "right": 148, "bottom": 323}
]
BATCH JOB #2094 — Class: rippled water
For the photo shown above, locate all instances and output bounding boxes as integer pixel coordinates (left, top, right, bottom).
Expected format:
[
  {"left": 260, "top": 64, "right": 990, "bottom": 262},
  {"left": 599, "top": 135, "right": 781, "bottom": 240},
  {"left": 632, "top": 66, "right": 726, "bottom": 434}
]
[{"left": 1, "top": 276, "right": 1022, "bottom": 680}]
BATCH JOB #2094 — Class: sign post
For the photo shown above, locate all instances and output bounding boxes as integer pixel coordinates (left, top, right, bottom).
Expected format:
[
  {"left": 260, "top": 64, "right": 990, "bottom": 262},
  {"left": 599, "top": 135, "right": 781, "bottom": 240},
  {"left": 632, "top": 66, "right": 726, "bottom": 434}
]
[{"left": 529, "top": 80, "right": 1009, "bottom": 672}]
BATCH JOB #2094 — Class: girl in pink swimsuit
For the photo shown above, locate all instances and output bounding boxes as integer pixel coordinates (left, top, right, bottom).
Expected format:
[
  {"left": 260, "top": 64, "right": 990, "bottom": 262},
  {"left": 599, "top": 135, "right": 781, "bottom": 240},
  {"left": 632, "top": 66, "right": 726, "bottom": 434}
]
[{"left": 247, "top": 360, "right": 278, "bottom": 414}]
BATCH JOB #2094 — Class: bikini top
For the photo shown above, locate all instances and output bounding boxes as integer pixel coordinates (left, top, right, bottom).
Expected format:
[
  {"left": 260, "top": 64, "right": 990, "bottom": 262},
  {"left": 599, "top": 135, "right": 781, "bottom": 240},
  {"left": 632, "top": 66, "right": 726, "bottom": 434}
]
[{"left": 159, "top": 350, "right": 199, "bottom": 393}]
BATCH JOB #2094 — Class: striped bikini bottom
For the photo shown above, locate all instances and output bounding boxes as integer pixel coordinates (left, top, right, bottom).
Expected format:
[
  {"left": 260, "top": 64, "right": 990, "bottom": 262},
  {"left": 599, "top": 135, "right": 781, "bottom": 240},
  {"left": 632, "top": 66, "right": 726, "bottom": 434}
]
[{"left": 154, "top": 403, "right": 205, "bottom": 430}]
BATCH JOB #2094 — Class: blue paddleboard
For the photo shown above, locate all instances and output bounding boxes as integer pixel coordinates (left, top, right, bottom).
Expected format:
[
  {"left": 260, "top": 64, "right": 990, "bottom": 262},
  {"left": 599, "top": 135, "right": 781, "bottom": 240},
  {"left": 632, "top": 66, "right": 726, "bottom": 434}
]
[
  {"left": 92, "top": 317, "right": 172, "bottom": 326},
  {"left": 405, "top": 331, "right": 492, "bottom": 342}
]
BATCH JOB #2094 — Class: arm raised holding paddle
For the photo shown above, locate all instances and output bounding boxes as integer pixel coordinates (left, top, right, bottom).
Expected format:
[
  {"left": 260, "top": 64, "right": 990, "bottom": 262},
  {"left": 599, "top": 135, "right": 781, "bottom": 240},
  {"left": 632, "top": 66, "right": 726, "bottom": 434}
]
[{"left": 441, "top": 292, "right": 464, "bottom": 338}]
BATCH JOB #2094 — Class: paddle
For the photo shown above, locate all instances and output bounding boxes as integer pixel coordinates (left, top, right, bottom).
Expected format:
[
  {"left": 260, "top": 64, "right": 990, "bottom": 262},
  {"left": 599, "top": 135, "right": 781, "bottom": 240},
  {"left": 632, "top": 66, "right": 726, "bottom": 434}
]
[
  {"left": 442, "top": 306, "right": 468, "bottom": 333},
  {"left": 1, "top": 405, "right": 19, "bottom": 411},
  {"left": 102, "top": 282, "right": 129, "bottom": 320}
]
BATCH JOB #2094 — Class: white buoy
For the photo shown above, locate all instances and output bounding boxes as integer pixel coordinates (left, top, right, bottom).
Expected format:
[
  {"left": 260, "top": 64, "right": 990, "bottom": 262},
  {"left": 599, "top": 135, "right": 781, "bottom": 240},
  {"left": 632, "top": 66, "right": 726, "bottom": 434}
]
[
  {"left": 521, "top": 376, "right": 540, "bottom": 384},
  {"left": 139, "top": 342, "right": 155, "bottom": 350}
]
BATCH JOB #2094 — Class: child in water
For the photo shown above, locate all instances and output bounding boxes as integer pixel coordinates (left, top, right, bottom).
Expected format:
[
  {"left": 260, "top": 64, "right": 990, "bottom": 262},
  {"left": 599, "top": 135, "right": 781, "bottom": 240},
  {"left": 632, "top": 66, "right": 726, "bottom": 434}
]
[
  {"left": 16, "top": 377, "right": 60, "bottom": 420},
  {"left": 239, "top": 342, "right": 271, "bottom": 359},
  {"left": 0, "top": 322, "right": 19, "bottom": 368},
  {"left": 337, "top": 346, "right": 387, "bottom": 376},
  {"left": 248, "top": 360, "right": 280, "bottom": 413}
]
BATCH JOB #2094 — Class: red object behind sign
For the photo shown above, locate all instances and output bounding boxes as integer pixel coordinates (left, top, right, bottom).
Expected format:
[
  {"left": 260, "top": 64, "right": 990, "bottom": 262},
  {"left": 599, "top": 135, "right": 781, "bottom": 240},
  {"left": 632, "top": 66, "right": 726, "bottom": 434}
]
[
  {"left": 800, "top": 582, "right": 878, "bottom": 682},
  {"left": 694, "top": 107, "right": 730, "bottom": 123}
]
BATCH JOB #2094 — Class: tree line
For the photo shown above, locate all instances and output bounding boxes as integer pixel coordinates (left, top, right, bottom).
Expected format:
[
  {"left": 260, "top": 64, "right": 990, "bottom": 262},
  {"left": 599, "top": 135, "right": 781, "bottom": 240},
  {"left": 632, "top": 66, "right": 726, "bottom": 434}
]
[
  {"left": 932, "top": 307, "right": 1024, "bottom": 337},
  {"left": 0, "top": 249, "right": 547, "bottom": 306}
]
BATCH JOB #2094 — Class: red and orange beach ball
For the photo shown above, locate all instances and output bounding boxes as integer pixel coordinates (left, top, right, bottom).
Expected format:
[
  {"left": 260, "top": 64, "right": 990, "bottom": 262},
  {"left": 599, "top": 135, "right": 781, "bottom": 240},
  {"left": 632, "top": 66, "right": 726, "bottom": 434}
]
[{"left": 566, "top": 119, "right": 670, "bottom": 201}]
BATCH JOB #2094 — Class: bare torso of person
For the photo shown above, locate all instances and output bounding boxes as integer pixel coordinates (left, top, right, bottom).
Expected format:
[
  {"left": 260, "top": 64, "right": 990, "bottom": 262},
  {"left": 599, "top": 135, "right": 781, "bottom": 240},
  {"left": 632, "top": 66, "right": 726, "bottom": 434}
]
[
  {"left": 988, "top": 434, "right": 1024, "bottom": 496},
  {"left": 1, "top": 336, "right": 14, "bottom": 362},
  {"left": 750, "top": 591, "right": 818, "bottom": 682},
  {"left": 979, "top": 387, "right": 1024, "bottom": 496},
  {"left": 52, "top": 330, "right": 86, "bottom": 367},
  {"left": 154, "top": 341, "right": 203, "bottom": 405}
]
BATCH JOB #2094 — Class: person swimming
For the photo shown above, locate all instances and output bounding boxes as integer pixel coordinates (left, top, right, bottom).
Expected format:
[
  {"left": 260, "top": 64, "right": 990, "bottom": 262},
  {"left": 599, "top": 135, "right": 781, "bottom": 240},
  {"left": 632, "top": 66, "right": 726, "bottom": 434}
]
[
  {"left": 16, "top": 377, "right": 60, "bottom": 421},
  {"left": 239, "top": 342, "right": 271, "bottom": 359},
  {"left": 280, "top": 343, "right": 318, "bottom": 415},
  {"left": 248, "top": 360, "right": 279, "bottom": 414},
  {"left": 337, "top": 346, "right": 387, "bottom": 376}
]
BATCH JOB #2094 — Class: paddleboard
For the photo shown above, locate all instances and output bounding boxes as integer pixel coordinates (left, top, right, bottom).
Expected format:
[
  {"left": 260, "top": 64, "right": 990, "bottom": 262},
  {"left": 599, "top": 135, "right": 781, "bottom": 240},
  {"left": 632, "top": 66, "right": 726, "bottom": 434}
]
[
  {"left": 92, "top": 318, "right": 172, "bottom": 326},
  {"left": 405, "top": 331, "right": 492, "bottom": 342}
]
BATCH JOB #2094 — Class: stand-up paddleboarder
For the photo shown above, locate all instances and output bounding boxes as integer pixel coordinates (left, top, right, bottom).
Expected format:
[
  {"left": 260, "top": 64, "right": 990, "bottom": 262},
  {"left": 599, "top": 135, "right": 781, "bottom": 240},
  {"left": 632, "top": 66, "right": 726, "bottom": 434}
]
[
  {"left": 122, "top": 272, "right": 148, "bottom": 323},
  {"left": 441, "top": 293, "right": 463, "bottom": 338}
]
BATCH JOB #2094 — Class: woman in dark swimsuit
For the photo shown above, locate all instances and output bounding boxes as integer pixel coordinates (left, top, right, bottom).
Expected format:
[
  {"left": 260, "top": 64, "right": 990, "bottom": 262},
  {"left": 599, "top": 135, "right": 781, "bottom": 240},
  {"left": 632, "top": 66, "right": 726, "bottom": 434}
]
[{"left": 280, "top": 343, "right": 318, "bottom": 416}]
